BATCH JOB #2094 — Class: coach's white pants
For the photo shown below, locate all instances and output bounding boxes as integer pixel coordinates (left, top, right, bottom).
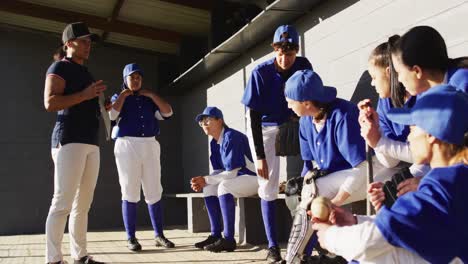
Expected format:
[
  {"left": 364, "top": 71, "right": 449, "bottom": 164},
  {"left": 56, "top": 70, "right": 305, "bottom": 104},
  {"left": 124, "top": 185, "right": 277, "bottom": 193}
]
[
  {"left": 247, "top": 126, "right": 280, "bottom": 201},
  {"left": 203, "top": 175, "right": 259, "bottom": 197},
  {"left": 114, "top": 137, "right": 162, "bottom": 204},
  {"left": 46, "top": 143, "right": 100, "bottom": 263}
]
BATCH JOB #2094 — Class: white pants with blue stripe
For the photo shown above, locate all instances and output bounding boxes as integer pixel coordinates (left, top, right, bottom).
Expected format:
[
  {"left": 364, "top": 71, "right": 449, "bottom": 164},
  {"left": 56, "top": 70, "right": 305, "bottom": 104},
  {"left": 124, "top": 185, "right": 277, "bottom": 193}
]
[{"left": 114, "top": 137, "right": 163, "bottom": 204}]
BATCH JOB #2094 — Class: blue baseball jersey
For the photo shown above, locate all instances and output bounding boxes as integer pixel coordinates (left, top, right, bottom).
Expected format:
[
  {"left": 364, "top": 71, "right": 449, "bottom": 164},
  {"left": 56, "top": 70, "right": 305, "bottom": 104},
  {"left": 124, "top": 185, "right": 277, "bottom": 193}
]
[
  {"left": 299, "top": 98, "right": 366, "bottom": 173},
  {"left": 375, "top": 163, "right": 468, "bottom": 264},
  {"left": 46, "top": 58, "right": 100, "bottom": 147},
  {"left": 241, "top": 57, "right": 313, "bottom": 126},
  {"left": 111, "top": 93, "right": 166, "bottom": 137},
  {"left": 447, "top": 67, "right": 468, "bottom": 93},
  {"left": 209, "top": 127, "right": 256, "bottom": 176},
  {"left": 376, "top": 96, "right": 416, "bottom": 142}
]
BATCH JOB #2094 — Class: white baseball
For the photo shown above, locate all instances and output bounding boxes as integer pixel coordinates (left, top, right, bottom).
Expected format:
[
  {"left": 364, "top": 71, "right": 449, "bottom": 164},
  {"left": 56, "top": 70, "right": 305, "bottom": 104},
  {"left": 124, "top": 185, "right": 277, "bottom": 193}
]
[{"left": 311, "top": 196, "right": 331, "bottom": 221}]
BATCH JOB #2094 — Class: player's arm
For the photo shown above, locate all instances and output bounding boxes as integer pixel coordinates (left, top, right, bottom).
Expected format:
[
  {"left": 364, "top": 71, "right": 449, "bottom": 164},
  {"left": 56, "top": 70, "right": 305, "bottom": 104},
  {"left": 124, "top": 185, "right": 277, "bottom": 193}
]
[
  {"left": 250, "top": 109, "right": 269, "bottom": 179},
  {"left": 44, "top": 76, "right": 105, "bottom": 112},
  {"left": 140, "top": 90, "right": 173, "bottom": 117}
]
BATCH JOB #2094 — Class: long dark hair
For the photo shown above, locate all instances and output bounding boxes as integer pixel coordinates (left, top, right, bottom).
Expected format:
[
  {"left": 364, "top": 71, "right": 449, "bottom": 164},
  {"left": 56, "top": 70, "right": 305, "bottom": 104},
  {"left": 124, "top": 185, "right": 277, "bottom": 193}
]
[
  {"left": 369, "top": 35, "right": 406, "bottom": 107},
  {"left": 390, "top": 26, "right": 468, "bottom": 74},
  {"left": 310, "top": 100, "right": 333, "bottom": 121}
]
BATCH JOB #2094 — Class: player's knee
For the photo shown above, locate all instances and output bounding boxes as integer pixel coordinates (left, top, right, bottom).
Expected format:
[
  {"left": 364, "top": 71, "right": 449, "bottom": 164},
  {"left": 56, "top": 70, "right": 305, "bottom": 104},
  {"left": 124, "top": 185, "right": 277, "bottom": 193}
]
[
  {"left": 123, "top": 194, "right": 140, "bottom": 203},
  {"left": 217, "top": 181, "right": 233, "bottom": 196}
]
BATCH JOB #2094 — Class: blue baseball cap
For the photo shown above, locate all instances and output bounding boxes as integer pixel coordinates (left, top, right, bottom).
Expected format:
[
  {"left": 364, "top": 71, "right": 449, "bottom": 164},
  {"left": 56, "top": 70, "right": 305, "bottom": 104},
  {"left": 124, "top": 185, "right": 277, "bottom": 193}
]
[
  {"left": 387, "top": 84, "right": 468, "bottom": 145},
  {"left": 273, "top": 25, "right": 299, "bottom": 44},
  {"left": 123, "top": 63, "right": 144, "bottom": 86},
  {"left": 285, "top": 70, "right": 337, "bottom": 103},
  {"left": 195, "top": 106, "right": 224, "bottom": 122}
]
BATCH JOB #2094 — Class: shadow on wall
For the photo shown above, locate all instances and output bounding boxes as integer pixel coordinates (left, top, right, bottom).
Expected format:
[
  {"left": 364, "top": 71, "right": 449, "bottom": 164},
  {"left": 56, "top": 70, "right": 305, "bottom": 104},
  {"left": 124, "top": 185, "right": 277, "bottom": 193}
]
[{"left": 350, "top": 70, "right": 379, "bottom": 106}]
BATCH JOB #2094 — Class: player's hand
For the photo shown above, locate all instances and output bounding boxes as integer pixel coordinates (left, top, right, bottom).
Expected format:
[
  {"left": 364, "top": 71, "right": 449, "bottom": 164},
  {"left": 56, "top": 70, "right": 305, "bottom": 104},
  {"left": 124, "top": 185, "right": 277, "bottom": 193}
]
[
  {"left": 311, "top": 222, "right": 331, "bottom": 251},
  {"left": 120, "top": 88, "right": 133, "bottom": 98},
  {"left": 368, "top": 182, "right": 385, "bottom": 211},
  {"left": 397, "top": 176, "right": 421, "bottom": 196},
  {"left": 358, "top": 99, "right": 381, "bottom": 148},
  {"left": 256, "top": 159, "right": 269, "bottom": 180},
  {"left": 329, "top": 204, "right": 356, "bottom": 226},
  {"left": 81, "top": 80, "right": 106, "bottom": 100},
  {"left": 190, "top": 176, "right": 207, "bottom": 192},
  {"left": 104, "top": 97, "right": 112, "bottom": 111}
]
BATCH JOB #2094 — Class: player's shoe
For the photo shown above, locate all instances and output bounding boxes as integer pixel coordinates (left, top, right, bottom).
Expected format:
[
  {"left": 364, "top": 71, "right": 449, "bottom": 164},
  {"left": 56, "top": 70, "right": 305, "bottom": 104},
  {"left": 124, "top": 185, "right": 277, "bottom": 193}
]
[
  {"left": 204, "top": 238, "right": 236, "bottom": 252},
  {"left": 127, "top": 237, "right": 142, "bottom": 251},
  {"left": 194, "top": 235, "right": 219, "bottom": 249},
  {"left": 73, "top": 255, "right": 105, "bottom": 264},
  {"left": 155, "top": 235, "right": 175, "bottom": 248},
  {"left": 266, "top": 246, "right": 282, "bottom": 263}
]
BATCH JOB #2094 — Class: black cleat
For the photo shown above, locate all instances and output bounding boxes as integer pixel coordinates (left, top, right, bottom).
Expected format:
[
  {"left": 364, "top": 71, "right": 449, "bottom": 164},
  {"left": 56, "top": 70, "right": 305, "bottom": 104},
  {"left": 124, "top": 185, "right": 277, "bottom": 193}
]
[
  {"left": 155, "top": 235, "right": 175, "bottom": 248},
  {"left": 127, "top": 237, "right": 142, "bottom": 251},
  {"left": 73, "top": 256, "right": 105, "bottom": 264},
  {"left": 194, "top": 235, "right": 219, "bottom": 249},
  {"left": 204, "top": 238, "right": 237, "bottom": 252},
  {"left": 266, "top": 246, "right": 282, "bottom": 263}
]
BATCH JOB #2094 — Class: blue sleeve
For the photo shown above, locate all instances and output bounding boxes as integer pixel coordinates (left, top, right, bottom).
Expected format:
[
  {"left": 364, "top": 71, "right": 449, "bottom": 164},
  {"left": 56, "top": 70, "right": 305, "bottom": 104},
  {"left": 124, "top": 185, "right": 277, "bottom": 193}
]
[
  {"left": 222, "top": 135, "right": 246, "bottom": 171},
  {"left": 209, "top": 140, "right": 224, "bottom": 171},
  {"left": 376, "top": 99, "right": 393, "bottom": 139},
  {"left": 299, "top": 118, "right": 314, "bottom": 161},
  {"left": 335, "top": 112, "right": 366, "bottom": 167},
  {"left": 241, "top": 69, "right": 264, "bottom": 111},
  {"left": 448, "top": 68, "right": 468, "bottom": 93},
  {"left": 46, "top": 61, "right": 68, "bottom": 80},
  {"left": 375, "top": 177, "right": 452, "bottom": 264},
  {"left": 301, "top": 160, "right": 313, "bottom": 177}
]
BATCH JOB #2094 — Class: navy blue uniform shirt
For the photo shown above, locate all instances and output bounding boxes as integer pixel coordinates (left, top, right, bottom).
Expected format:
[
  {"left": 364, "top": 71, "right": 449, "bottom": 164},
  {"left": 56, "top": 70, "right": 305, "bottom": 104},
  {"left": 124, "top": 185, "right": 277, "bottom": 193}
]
[
  {"left": 46, "top": 58, "right": 100, "bottom": 147},
  {"left": 111, "top": 93, "right": 164, "bottom": 137}
]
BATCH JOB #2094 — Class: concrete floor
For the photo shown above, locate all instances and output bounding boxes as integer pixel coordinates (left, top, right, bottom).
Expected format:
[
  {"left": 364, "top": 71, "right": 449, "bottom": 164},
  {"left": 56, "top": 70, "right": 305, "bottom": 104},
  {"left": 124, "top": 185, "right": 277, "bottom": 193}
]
[{"left": 0, "top": 227, "right": 287, "bottom": 264}]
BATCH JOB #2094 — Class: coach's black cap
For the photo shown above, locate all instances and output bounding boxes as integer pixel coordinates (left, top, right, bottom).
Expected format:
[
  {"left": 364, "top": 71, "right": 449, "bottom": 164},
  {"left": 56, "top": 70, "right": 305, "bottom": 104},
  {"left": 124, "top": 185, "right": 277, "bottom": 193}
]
[{"left": 62, "top": 22, "right": 99, "bottom": 44}]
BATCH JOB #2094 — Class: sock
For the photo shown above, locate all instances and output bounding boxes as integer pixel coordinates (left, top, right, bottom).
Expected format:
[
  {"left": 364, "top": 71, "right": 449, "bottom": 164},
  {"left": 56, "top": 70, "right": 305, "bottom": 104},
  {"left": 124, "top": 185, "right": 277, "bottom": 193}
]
[
  {"left": 148, "top": 200, "right": 164, "bottom": 237},
  {"left": 261, "top": 199, "right": 277, "bottom": 248},
  {"left": 122, "top": 200, "right": 137, "bottom": 239},
  {"left": 219, "top": 194, "right": 235, "bottom": 241},
  {"left": 304, "top": 232, "right": 318, "bottom": 256},
  {"left": 204, "top": 196, "right": 222, "bottom": 238}
]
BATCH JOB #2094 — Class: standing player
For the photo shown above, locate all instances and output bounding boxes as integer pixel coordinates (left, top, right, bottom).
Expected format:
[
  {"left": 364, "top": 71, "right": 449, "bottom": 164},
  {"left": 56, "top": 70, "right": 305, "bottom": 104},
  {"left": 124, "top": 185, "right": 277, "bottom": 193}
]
[
  {"left": 241, "top": 24, "right": 312, "bottom": 263},
  {"left": 44, "top": 22, "right": 106, "bottom": 264},
  {"left": 109, "top": 63, "right": 175, "bottom": 251},
  {"left": 190, "top": 107, "right": 258, "bottom": 252}
]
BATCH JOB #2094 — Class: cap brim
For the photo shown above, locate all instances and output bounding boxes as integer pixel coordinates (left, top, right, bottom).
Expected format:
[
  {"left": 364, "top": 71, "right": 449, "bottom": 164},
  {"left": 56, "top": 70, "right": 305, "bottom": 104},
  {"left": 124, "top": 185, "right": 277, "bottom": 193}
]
[
  {"left": 195, "top": 114, "right": 207, "bottom": 122},
  {"left": 77, "top": 33, "right": 100, "bottom": 42},
  {"left": 125, "top": 70, "right": 143, "bottom": 77},
  {"left": 386, "top": 108, "right": 414, "bottom": 126}
]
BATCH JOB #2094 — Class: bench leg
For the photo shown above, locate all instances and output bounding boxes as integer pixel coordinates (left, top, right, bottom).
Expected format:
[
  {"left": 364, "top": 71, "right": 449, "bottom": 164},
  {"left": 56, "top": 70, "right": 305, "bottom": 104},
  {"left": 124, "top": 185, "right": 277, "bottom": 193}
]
[
  {"left": 187, "top": 197, "right": 211, "bottom": 233},
  {"left": 235, "top": 198, "right": 246, "bottom": 244}
]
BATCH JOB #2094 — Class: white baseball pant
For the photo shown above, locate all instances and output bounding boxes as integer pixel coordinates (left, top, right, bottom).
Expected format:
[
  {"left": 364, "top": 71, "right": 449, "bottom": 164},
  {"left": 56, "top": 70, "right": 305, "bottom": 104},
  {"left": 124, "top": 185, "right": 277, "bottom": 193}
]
[
  {"left": 46, "top": 143, "right": 100, "bottom": 263},
  {"left": 203, "top": 175, "right": 259, "bottom": 197},
  {"left": 247, "top": 125, "right": 280, "bottom": 201},
  {"left": 114, "top": 136, "right": 163, "bottom": 204}
]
